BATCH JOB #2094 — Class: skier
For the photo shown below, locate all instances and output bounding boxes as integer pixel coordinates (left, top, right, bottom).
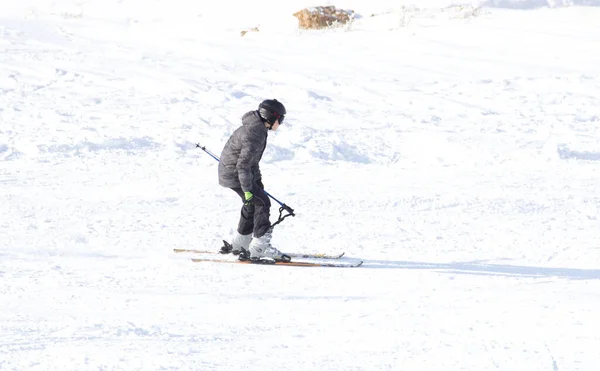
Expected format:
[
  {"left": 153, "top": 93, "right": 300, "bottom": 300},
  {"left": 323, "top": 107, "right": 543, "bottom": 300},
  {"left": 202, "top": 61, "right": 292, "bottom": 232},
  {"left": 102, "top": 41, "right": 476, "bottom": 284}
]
[{"left": 218, "top": 99, "right": 287, "bottom": 261}]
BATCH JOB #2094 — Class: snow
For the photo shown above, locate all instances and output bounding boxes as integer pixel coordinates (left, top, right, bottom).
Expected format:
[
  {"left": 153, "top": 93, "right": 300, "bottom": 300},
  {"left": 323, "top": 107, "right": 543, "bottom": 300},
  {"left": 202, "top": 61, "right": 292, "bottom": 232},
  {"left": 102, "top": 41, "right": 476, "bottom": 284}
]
[{"left": 1, "top": 0, "right": 600, "bottom": 370}]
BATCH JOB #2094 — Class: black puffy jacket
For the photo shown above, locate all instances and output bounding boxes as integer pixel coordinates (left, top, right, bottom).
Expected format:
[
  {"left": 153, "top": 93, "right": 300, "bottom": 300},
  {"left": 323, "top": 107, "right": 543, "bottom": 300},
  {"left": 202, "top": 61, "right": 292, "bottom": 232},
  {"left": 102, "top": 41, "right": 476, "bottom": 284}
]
[{"left": 218, "top": 111, "right": 268, "bottom": 192}]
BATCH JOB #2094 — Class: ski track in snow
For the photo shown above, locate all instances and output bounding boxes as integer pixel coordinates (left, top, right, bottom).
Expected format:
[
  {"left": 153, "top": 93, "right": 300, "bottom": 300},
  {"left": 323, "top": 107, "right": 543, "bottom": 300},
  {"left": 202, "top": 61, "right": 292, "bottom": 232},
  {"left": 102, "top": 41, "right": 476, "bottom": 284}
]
[{"left": 1, "top": 1, "right": 600, "bottom": 370}]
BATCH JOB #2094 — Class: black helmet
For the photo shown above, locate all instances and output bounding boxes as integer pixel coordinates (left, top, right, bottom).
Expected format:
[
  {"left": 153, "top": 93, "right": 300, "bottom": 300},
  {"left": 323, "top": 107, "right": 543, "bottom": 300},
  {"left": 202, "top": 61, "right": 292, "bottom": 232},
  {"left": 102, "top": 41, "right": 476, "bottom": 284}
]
[{"left": 258, "top": 99, "right": 286, "bottom": 125}]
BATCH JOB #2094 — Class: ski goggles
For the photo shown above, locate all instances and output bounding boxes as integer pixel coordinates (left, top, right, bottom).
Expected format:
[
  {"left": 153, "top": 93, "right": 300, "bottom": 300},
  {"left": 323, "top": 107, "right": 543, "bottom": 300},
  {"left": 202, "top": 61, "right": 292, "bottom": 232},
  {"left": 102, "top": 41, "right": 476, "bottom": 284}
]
[{"left": 273, "top": 113, "right": 285, "bottom": 124}]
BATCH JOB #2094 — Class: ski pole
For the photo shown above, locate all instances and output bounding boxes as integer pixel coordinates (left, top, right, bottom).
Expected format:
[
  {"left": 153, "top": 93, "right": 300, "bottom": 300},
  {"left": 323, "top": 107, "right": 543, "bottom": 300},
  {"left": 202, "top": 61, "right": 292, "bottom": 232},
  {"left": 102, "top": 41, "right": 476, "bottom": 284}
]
[{"left": 196, "top": 144, "right": 295, "bottom": 221}]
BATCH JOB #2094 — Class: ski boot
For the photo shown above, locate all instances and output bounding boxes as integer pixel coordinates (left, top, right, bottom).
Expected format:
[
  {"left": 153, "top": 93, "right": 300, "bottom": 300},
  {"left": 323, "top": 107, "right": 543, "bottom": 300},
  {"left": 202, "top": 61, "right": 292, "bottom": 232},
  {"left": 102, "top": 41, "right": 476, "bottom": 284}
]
[
  {"left": 246, "top": 230, "right": 291, "bottom": 263},
  {"left": 220, "top": 232, "right": 251, "bottom": 255}
]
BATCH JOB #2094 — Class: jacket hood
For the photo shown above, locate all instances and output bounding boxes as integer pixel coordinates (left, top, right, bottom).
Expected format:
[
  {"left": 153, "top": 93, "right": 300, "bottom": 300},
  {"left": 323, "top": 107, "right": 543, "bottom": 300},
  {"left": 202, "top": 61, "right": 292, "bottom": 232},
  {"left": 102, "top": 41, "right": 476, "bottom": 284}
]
[{"left": 242, "top": 110, "right": 265, "bottom": 128}]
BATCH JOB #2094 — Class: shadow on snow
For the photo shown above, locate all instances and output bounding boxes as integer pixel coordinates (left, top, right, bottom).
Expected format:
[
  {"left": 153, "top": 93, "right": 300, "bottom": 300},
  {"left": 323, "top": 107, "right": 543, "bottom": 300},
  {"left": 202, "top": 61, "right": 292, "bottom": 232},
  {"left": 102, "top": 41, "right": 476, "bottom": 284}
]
[{"left": 361, "top": 259, "right": 600, "bottom": 280}]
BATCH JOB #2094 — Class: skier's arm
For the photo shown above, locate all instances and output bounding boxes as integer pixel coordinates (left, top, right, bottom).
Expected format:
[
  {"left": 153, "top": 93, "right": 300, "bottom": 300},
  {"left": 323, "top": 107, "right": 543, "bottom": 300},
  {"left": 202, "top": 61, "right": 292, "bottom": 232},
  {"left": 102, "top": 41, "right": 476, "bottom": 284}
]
[
  {"left": 236, "top": 128, "right": 261, "bottom": 192},
  {"left": 254, "top": 164, "right": 262, "bottom": 185}
]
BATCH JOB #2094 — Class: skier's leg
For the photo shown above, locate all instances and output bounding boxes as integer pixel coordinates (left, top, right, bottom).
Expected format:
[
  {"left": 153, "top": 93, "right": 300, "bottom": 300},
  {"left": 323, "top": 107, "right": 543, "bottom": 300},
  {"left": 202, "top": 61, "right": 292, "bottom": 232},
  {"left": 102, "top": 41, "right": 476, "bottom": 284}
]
[
  {"left": 231, "top": 187, "right": 254, "bottom": 235},
  {"left": 251, "top": 187, "right": 271, "bottom": 238},
  {"left": 225, "top": 187, "right": 253, "bottom": 254},
  {"left": 248, "top": 187, "right": 287, "bottom": 261}
]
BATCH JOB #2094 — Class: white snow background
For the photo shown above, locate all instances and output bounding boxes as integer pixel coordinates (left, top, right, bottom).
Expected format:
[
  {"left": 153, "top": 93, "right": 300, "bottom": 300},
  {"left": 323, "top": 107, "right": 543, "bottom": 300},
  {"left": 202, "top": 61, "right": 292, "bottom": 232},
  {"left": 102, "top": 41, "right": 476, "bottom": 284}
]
[{"left": 1, "top": 0, "right": 600, "bottom": 370}]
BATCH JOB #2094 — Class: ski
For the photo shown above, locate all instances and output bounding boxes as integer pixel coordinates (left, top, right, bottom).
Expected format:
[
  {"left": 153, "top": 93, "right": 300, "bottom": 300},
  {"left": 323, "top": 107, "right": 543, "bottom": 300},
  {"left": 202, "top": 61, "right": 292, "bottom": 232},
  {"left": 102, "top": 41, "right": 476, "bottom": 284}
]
[
  {"left": 190, "top": 257, "right": 362, "bottom": 268},
  {"left": 173, "top": 248, "right": 345, "bottom": 260},
  {"left": 289, "top": 252, "right": 345, "bottom": 259}
]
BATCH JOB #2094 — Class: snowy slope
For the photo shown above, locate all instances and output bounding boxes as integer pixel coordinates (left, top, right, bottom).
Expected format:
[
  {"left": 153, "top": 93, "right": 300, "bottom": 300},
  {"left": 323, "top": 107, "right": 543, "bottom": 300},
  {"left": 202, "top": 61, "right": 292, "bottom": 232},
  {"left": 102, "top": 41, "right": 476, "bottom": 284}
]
[{"left": 1, "top": 1, "right": 600, "bottom": 370}]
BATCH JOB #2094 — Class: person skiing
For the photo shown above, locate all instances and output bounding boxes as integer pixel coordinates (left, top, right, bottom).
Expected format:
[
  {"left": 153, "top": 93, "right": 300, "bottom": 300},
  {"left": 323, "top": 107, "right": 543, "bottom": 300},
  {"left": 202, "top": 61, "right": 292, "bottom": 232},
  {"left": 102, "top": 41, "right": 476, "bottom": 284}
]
[{"left": 218, "top": 99, "right": 288, "bottom": 261}]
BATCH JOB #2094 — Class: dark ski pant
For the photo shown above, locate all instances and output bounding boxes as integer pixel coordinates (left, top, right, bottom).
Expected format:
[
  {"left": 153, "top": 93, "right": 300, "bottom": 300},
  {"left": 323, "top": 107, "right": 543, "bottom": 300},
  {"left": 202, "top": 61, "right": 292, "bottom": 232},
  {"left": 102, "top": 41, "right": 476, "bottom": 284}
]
[{"left": 231, "top": 183, "right": 271, "bottom": 238}]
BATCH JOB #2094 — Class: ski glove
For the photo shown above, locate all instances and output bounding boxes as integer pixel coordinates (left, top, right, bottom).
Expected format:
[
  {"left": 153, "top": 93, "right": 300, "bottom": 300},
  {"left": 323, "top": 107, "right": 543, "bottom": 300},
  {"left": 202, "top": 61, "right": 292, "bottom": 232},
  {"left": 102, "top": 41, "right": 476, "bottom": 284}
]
[{"left": 244, "top": 191, "right": 254, "bottom": 205}]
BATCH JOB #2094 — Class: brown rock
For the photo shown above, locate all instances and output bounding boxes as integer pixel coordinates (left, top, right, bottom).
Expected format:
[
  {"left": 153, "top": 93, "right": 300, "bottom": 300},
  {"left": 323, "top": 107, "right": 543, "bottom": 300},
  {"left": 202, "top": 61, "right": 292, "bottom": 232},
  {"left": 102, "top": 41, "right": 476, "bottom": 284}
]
[{"left": 293, "top": 6, "right": 354, "bottom": 30}]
